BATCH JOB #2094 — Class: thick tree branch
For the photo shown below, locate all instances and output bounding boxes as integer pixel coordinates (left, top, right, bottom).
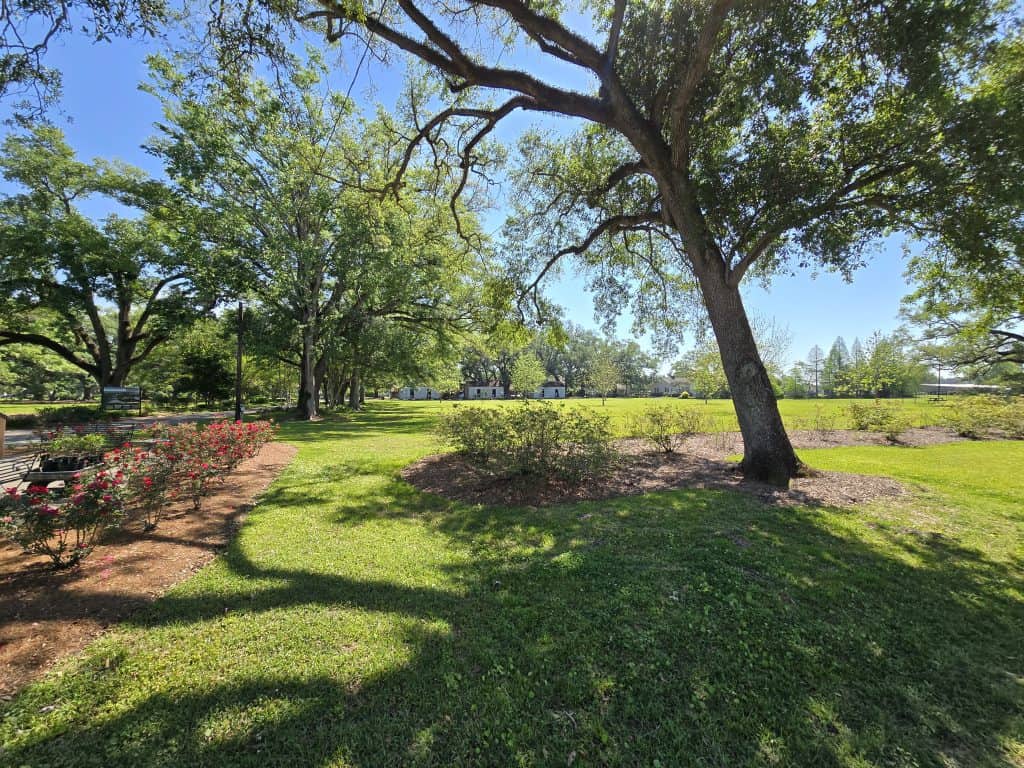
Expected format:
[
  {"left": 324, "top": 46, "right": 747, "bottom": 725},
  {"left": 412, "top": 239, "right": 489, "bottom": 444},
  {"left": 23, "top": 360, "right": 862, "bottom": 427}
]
[
  {"left": 0, "top": 330, "right": 99, "bottom": 377},
  {"left": 307, "top": 1, "right": 612, "bottom": 124},
  {"left": 669, "top": 0, "right": 735, "bottom": 167},
  {"left": 605, "top": 0, "right": 626, "bottom": 72},
  {"left": 522, "top": 211, "right": 664, "bottom": 311},
  {"left": 584, "top": 160, "right": 650, "bottom": 205},
  {"left": 472, "top": 0, "right": 604, "bottom": 71},
  {"left": 131, "top": 272, "right": 188, "bottom": 339}
]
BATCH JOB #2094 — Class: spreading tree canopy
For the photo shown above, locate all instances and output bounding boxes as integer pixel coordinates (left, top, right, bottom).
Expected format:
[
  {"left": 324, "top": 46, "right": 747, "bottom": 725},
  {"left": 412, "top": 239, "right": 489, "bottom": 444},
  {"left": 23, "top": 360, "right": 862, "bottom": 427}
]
[
  {"left": 198, "top": 0, "right": 1022, "bottom": 484},
  {"left": 902, "top": 31, "right": 1024, "bottom": 378},
  {"left": 147, "top": 53, "right": 484, "bottom": 418},
  {"left": 0, "top": 126, "right": 207, "bottom": 389}
]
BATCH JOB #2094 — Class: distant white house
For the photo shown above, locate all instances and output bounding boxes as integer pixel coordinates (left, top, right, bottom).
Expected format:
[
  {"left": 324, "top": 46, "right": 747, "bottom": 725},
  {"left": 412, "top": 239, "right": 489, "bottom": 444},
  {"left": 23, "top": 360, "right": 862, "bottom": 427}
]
[
  {"left": 464, "top": 383, "right": 505, "bottom": 399},
  {"left": 396, "top": 386, "right": 441, "bottom": 400},
  {"left": 651, "top": 376, "right": 689, "bottom": 396},
  {"left": 533, "top": 381, "right": 566, "bottom": 399}
]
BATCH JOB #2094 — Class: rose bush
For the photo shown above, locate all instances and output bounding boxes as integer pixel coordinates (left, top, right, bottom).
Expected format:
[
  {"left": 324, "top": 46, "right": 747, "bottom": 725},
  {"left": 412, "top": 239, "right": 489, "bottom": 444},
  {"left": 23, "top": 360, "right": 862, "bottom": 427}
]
[
  {"left": 2, "top": 420, "right": 276, "bottom": 566},
  {"left": 0, "top": 469, "right": 126, "bottom": 567}
]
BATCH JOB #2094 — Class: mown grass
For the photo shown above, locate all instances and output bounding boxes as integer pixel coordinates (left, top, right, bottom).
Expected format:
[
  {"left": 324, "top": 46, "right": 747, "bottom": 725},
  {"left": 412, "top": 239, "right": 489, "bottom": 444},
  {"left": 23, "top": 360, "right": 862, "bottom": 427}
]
[
  {"left": 0, "top": 401, "right": 70, "bottom": 415},
  {"left": 1, "top": 401, "right": 1020, "bottom": 767},
  {"left": 390, "top": 395, "right": 949, "bottom": 436}
]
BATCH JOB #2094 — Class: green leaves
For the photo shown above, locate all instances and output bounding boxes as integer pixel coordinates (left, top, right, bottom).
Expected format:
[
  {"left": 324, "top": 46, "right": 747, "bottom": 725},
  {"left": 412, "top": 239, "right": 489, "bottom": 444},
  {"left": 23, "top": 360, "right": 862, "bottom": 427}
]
[{"left": 0, "top": 125, "right": 205, "bottom": 386}]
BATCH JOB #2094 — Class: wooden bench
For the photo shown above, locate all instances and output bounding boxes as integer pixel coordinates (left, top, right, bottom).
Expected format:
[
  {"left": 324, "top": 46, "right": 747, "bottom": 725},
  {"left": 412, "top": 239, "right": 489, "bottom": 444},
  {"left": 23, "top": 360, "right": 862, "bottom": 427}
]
[{"left": 0, "top": 453, "right": 41, "bottom": 490}]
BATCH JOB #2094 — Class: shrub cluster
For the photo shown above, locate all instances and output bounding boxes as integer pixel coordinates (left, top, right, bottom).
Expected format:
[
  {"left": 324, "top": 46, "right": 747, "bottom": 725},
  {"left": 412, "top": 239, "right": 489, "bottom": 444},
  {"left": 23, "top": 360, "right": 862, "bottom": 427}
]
[
  {"left": 630, "top": 403, "right": 707, "bottom": 453},
  {"left": 2, "top": 412, "right": 40, "bottom": 429},
  {"left": 108, "top": 420, "right": 276, "bottom": 529},
  {"left": 1, "top": 420, "right": 276, "bottom": 567},
  {"left": 439, "top": 402, "right": 615, "bottom": 483},
  {"left": 1, "top": 469, "right": 126, "bottom": 567},
  {"left": 847, "top": 400, "right": 911, "bottom": 443},
  {"left": 942, "top": 395, "right": 1024, "bottom": 439}
]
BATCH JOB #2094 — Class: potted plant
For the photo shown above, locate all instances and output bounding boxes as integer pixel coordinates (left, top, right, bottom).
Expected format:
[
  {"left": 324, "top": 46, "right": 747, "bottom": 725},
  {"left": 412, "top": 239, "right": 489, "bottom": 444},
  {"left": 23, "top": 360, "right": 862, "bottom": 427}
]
[{"left": 41, "top": 433, "right": 109, "bottom": 473}]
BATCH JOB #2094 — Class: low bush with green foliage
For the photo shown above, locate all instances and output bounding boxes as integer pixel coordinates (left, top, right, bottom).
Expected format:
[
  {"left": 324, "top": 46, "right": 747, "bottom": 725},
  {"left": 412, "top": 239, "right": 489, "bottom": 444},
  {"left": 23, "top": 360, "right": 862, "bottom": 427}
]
[
  {"left": 2, "top": 412, "right": 40, "bottom": 428},
  {"left": 1006, "top": 397, "right": 1024, "bottom": 439},
  {"left": 800, "top": 404, "right": 840, "bottom": 440},
  {"left": 630, "top": 403, "right": 707, "bottom": 452},
  {"left": 847, "top": 400, "right": 911, "bottom": 443},
  {"left": 46, "top": 433, "right": 109, "bottom": 456},
  {"left": 440, "top": 402, "right": 616, "bottom": 482},
  {"left": 37, "top": 405, "right": 110, "bottom": 425},
  {"left": 942, "top": 395, "right": 1023, "bottom": 439}
]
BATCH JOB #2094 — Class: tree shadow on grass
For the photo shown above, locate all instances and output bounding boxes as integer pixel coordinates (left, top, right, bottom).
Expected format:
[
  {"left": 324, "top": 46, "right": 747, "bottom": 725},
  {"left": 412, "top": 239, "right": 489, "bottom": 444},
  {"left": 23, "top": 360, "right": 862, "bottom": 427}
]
[{"left": 2, "top": 482, "right": 1021, "bottom": 767}]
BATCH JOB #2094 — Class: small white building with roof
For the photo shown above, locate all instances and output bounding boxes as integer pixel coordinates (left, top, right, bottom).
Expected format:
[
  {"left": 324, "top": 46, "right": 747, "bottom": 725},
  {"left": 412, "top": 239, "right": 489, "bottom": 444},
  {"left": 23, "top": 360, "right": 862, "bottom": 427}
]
[{"left": 396, "top": 386, "right": 441, "bottom": 400}]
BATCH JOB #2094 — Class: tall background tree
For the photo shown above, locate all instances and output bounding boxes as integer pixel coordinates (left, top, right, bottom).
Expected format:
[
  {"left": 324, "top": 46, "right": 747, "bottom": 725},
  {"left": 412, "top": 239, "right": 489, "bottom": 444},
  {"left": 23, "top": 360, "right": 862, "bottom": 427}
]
[
  {"left": 203, "top": 0, "right": 1022, "bottom": 483},
  {"left": 0, "top": 126, "right": 206, "bottom": 390},
  {"left": 147, "top": 54, "right": 481, "bottom": 418},
  {"left": 510, "top": 353, "right": 546, "bottom": 398}
]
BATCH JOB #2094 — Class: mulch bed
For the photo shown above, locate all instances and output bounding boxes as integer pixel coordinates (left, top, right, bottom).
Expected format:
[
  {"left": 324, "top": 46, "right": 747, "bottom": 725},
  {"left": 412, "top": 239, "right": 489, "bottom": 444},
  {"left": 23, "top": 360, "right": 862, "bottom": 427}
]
[
  {"left": 0, "top": 442, "right": 297, "bottom": 699},
  {"left": 402, "top": 428, "right": 968, "bottom": 510}
]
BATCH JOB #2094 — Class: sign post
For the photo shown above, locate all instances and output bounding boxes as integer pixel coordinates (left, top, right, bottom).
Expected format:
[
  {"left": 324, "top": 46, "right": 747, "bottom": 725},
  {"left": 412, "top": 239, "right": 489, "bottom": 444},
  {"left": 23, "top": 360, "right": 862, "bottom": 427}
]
[{"left": 101, "top": 386, "right": 143, "bottom": 415}]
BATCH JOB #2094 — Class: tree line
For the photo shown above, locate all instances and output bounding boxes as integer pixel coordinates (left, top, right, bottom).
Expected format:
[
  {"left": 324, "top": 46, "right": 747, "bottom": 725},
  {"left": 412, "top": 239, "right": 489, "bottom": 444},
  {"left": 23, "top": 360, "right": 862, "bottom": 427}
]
[{"left": 1, "top": 0, "right": 1021, "bottom": 486}]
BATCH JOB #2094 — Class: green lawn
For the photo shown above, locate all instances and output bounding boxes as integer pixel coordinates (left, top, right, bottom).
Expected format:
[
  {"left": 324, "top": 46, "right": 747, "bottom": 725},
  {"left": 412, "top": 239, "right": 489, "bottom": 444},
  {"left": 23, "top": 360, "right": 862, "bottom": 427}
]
[
  {"left": 381, "top": 395, "right": 949, "bottom": 436},
  {"left": 0, "top": 401, "right": 80, "bottom": 415},
  {"left": 1, "top": 401, "right": 1020, "bottom": 767}
]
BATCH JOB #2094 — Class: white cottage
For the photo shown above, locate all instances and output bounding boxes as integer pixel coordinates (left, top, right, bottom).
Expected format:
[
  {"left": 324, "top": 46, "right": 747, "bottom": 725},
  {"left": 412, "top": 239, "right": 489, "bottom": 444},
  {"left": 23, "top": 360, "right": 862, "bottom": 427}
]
[
  {"left": 650, "top": 376, "right": 689, "bottom": 396},
  {"left": 464, "top": 383, "right": 505, "bottom": 399},
  {"left": 396, "top": 386, "right": 441, "bottom": 400},
  {"left": 534, "top": 381, "right": 565, "bottom": 399}
]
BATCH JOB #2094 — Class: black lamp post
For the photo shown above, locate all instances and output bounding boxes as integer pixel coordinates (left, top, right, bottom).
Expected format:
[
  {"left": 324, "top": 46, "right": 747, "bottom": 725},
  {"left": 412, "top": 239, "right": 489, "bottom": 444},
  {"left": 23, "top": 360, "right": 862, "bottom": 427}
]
[{"left": 234, "top": 300, "right": 244, "bottom": 421}]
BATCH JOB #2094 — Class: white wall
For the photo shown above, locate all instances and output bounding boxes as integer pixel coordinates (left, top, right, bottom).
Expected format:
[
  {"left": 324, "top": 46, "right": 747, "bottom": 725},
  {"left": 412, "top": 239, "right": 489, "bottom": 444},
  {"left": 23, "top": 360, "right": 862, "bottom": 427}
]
[{"left": 466, "top": 386, "right": 504, "bottom": 399}]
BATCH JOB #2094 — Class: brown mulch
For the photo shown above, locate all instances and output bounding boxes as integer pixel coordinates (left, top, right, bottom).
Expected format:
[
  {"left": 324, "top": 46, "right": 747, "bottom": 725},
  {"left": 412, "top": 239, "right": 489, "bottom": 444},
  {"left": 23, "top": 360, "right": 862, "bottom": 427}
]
[
  {"left": 402, "top": 427, "right": 967, "bottom": 510},
  {"left": 0, "top": 441, "right": 297, "bottom": 699}
]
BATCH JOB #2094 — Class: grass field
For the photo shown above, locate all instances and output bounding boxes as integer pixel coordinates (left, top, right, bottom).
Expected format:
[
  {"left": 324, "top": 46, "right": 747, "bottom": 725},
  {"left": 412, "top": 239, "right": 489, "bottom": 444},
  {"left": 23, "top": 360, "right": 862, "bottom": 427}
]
[
  {"left": 371, "top": 395, "right": 950, "bottom": 436},
  {"left": 1, "top": 401, "right": 1020, "bottom": 766},
  {"left": 0, "top": 401, "right": 78, "bottom": 415}
]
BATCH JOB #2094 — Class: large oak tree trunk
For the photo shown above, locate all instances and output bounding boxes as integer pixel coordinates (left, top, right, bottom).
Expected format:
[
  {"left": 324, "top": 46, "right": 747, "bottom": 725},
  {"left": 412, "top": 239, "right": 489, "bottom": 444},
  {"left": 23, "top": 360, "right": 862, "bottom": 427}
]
[{"left": 696, "top": 264, "right": 803, "bottom": 487}]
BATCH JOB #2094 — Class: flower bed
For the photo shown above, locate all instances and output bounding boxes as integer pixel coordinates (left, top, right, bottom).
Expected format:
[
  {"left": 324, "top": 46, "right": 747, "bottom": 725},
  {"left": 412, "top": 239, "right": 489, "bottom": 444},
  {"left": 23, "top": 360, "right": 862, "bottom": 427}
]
[{"left": 0, "top": 420, "right": 276, "bottom": 568}]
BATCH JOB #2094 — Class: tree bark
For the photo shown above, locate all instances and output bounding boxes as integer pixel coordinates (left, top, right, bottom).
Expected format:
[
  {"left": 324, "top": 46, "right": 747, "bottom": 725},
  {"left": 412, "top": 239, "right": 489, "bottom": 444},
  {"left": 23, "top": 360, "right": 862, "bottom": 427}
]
[
  {"left": 347, "top": 369, "right": 361, "bottom": 411},
  {"left": 696, "top": 264, "right": 803, "bottom": 487},
  {"left": 313, "top": 356, "right": 327, "bottom": 410},
  {"left": 297, "top": 325, "right": 319, "bottom": 420}
]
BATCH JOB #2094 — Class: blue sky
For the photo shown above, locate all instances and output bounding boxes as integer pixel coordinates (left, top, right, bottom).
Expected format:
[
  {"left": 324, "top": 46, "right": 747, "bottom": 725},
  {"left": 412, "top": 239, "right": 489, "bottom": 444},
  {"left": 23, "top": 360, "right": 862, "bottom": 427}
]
[{"left": 0, "top": 23, "right": 918, "bottom": 370}]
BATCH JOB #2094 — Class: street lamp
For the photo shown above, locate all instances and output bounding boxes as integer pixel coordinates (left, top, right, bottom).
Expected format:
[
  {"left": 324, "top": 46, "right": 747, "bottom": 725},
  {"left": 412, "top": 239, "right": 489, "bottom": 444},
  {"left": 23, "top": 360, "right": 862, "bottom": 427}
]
[{"left": 234, "top": 300, "right": 244, "bottom": 421}]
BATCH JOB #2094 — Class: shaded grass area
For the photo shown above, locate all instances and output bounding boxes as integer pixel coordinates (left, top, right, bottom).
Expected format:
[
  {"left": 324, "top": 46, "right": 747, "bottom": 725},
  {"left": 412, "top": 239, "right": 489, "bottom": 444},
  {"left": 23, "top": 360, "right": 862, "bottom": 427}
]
[{"left": 1, "top": 403, "right": 1021, "bottom": 767}]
